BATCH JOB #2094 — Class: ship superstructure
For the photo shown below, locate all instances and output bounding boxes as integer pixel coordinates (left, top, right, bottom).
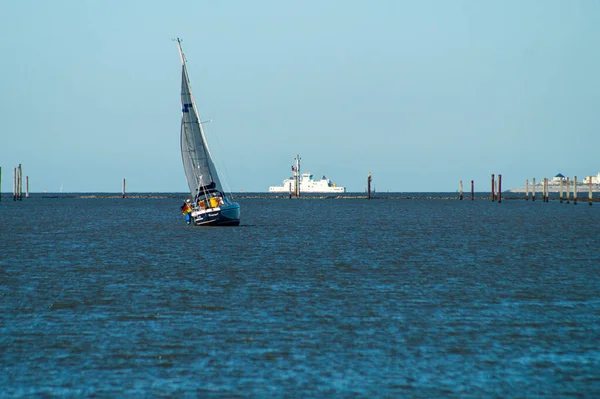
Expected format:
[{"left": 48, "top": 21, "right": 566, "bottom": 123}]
[{"left": 269, "top": 155, "right": 346, "bottom": 194}]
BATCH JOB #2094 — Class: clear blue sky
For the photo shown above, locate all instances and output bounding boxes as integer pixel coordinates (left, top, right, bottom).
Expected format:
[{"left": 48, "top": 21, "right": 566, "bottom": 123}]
[{"left": 1, "top": 0, "right": 598, "bottom": 193}]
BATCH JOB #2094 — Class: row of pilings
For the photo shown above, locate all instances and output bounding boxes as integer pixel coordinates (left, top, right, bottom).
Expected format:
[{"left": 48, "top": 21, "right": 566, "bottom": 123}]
[
  {"left": 0, "top": 167, "right": 128, "bottom": 200},
  {"left": 457, "top": 179, "right": 478, "bottom": 201},
  {"left": 524, "top": 176, "right": 593, "bottom": 205},
  {"left": 458, "top": 175, "right": 594, "bottom": 205},
  {"left": 0, "top": 164, "right": 28, "bottom": 201}
]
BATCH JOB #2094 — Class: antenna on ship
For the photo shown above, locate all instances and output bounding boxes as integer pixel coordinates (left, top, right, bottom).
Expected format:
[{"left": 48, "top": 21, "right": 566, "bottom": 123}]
[{"left": 295, "top": 155, "right": 301, "bottom": 197}]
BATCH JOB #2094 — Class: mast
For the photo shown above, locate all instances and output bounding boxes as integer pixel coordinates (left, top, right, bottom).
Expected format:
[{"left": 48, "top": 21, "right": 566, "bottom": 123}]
[
  {"left": 176, "top": 37, "right": 185, "bottom": 65},
  {"left": 294, "top": 155, "right": 301, "bottom": 197},
  {"left": 177, "top": 37, "right": 224, "bottom": 199}
]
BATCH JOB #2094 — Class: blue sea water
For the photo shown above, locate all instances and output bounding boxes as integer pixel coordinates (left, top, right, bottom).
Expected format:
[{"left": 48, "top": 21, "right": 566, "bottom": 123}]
[{"left": 1, "top": 194, "right": 599, "bottom": 397}]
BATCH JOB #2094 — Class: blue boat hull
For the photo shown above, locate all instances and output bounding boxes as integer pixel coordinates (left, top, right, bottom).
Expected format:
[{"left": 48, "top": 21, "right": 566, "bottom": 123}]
[{"left": 192, "top": 203, "right": 240, "bottom": 226}]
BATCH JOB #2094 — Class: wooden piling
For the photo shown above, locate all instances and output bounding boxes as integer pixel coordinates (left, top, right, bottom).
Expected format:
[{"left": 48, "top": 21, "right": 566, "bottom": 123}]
[
  {"left": 495, "top": 178, "right": 498, "bottom": 201},
  {"left": 0, "top": 166, "right": 2, "bottom": 202},
  {"left": 566, "top": 177, "right": 570, "bottom": 204},
  {"left": 544, "top": 178, "right": 548, "bottom": 202},
  {"left": 471, "top": 180, "right": 474, "bottom": 200},
  {"left": 498, "top": 174, "right": 502, "bottom": 203},
  {"left": 13, "top": 167, "right": 16, "bottom": 201},
  {"left": 559, "top": 178, "right": 563, "bottom": 203},
  {"left": 459, "top": 180, "right": 463, "bottom": 200},
  {"left": 525, "top": 179, "right": 529, "bottom": 201},
  {"left": 491, "top": 174, "right": 495, "bottom": 201},
  {"left": 574, "top": 176, "right": 578, "bottom": 205},
  {"left": 367, "top": 172, "right": 372, "bottom": 200},
  {"left": 532, "top": 178, "right": 536, "bottom": 202},
  {"left": 122, "top": 178, "right": 126, "bottom": 199},
  {"left": 17, "top": 164, "right": 22, "bottom": 201},
  {"left": 26, "top": 176, "right": 29, "bottom": 198},
  {"left": 589, "top": 177, "right": 593, "bottom": 206}
]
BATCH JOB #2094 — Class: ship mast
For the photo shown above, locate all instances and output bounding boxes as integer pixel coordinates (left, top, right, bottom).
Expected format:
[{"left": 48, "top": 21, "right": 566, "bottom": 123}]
[{"left": 295, "top": 155, "right": 301, "bottom": 197}]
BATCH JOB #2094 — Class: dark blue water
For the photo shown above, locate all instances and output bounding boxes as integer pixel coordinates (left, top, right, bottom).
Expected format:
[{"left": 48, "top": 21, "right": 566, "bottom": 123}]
[{"left": 1, "top": 195, "right": 599, "bottom": 397}]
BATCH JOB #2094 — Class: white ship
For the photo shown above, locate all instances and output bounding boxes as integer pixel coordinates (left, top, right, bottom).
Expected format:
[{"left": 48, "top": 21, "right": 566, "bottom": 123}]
[{"left": 269, "top": 155, "right": 346, "bottom": 194}]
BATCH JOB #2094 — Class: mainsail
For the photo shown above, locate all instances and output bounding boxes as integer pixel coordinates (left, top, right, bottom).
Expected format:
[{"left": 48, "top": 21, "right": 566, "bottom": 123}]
[{"left": 178, "top": 40, "right": 223, "bottom": 199}]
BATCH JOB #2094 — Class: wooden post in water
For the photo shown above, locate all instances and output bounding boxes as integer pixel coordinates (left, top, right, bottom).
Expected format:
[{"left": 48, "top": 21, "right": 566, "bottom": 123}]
[
  {"left": 525, "top": 179, "right": 529, "bottom": 201},
  {"left": 560, "top": 177, "right": 563, "bottom": 203},
  {"left": 13, "top": 167, "right": 16, "bottom": 201},
  {"left": 0, "top": 166, "right": 2, "bottom": 202},
  {"left": 26, "top": 176, "right": 29, "bottom": 198},
  {"left": 544, "top": 178, "right": 548, "bottom": 202},
  {"left": 532, "top": 178, "right": 536, "bottom": 202},
  {"left": 566, "top": 177, "right": 570, "bottom": 204},
  {"left": 17, "top": 164, "right": 22, "bottom": 201},
  {"left": 574, "top": 176, "right": 578, "bottom": 205},
  {"left": 471, "top": 180, "right": 474, "bottom": 200},
  {"left": 589, "top": 177, "right": 593, "bottom": 206},
  {"left": 498, "top": 175, "right": 502, "bottom": 203},
  {"left": 541, "top": 178, "right": 545, "bottom": 202},
  {"left": 495, "top": 178, "right": 498, "bottom": 201},
  {"left": 16, "top": 165, "right": 19, "bottom": 201},
  {"left": 491, "top": 174, "right": 495, "bottom": 201},
  {"left": 367, "top": 172, "right": 372, "bottom": 200},
  {"left": 459, "top": 180, "right": 463, "bottom": 200},
  {"left": 122, "top": 178, "right": 126, "bottom": 199}
]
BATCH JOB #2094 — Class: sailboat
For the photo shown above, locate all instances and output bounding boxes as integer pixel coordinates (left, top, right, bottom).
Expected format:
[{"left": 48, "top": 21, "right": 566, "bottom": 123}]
[{"left": 176, "top": 38, "right": 240, "bottom": 226}]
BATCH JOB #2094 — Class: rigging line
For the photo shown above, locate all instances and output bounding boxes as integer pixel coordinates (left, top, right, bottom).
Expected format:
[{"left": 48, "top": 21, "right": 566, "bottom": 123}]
[
  {"left": 198, "top": 176, "right": 211, "bottom": 209},
  {"left": 204, "top": 119, "right": 234, "bottom": 198},
  {"left": 183, "top": 63, "right": 212, "bottom": 186}
]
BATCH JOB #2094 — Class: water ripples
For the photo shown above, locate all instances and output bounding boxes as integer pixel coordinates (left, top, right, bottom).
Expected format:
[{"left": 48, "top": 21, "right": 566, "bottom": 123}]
[{"left": 1, "top": 197, "right": 600, "bottom": 396}]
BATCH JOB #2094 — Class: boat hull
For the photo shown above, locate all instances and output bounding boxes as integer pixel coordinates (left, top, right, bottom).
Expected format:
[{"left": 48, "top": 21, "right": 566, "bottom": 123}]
[
  {"left": 269, "top": 172, "right": 346, "bottom": 193},
  {"left": 269, "top": 187, "right": 346, "bottom": 193},
  {"left": 191, "top": 203, "right": 240, "bottom": 226}
]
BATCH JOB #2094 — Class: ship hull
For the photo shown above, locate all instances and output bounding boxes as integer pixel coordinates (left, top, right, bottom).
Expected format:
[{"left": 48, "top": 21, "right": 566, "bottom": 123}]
[
  {"left": 268, "top": 187, "right": 346, "bottom": 193},
  {"left": 191, "top": 203, "right": 240, "bottom": 226},
  {"left": 269, "top": 167, "right": 345, "bottom": 193}
]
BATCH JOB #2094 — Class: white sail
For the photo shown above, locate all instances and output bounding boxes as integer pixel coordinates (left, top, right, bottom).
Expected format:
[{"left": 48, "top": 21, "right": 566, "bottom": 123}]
[
  {"left": 176, "top": 38, "right": 240, "bottom": 227},
  {"left": 179, "top": 43, "right": 223, "bottom": 198}
]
